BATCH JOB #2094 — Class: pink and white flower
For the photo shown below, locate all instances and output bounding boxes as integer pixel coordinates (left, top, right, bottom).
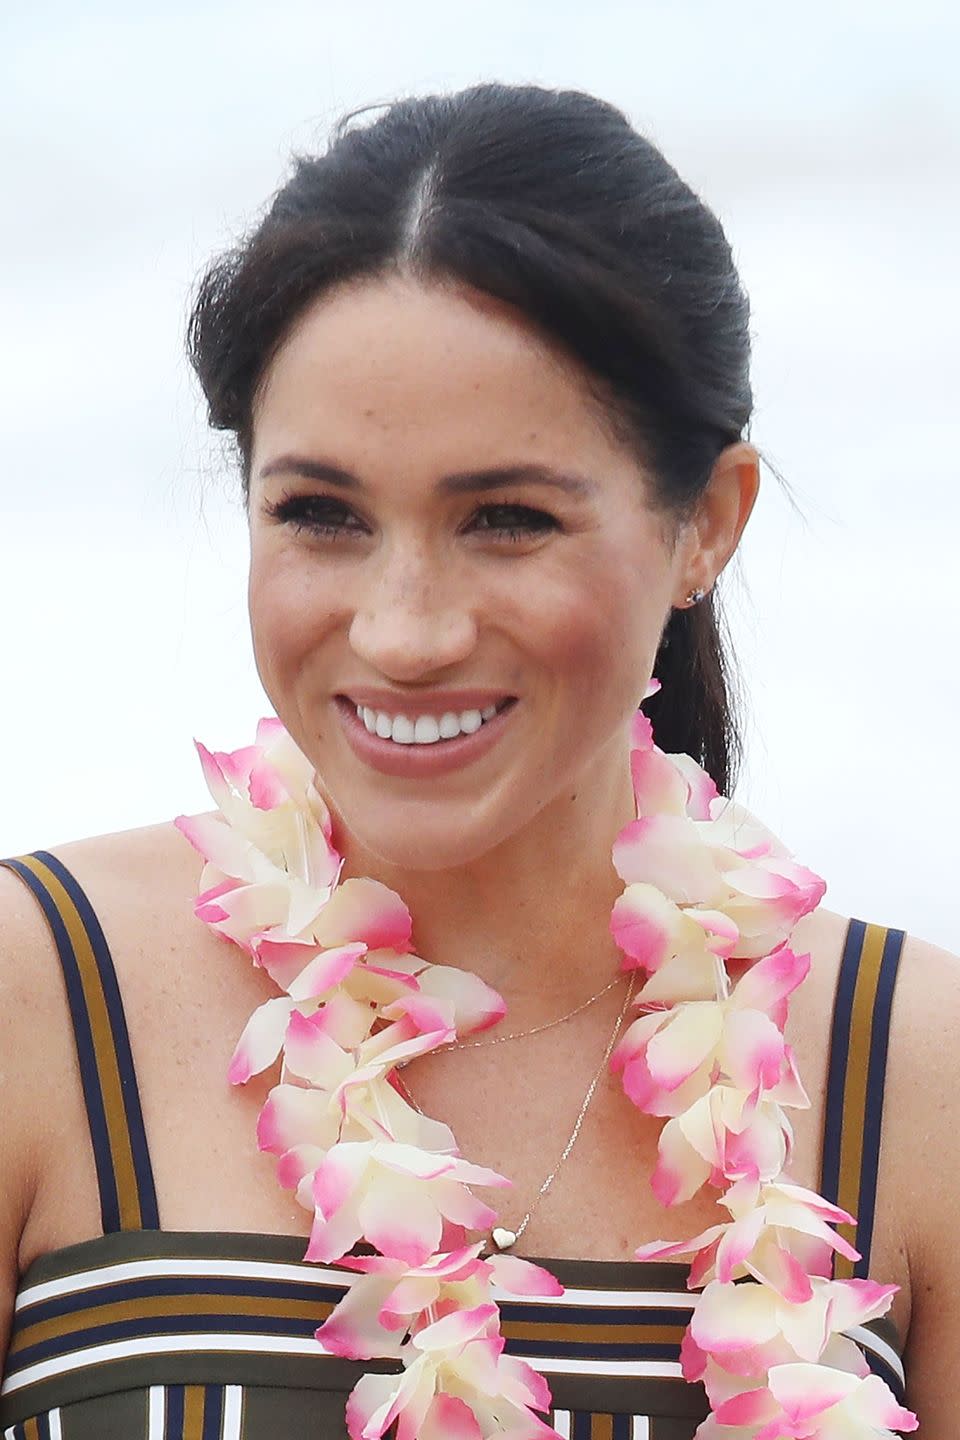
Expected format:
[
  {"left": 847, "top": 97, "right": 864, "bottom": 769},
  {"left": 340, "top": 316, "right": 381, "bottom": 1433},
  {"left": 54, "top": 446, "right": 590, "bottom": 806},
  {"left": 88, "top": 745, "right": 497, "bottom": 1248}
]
[
  {"left": 707, "top": 1362, "right": 917, "bottom": 1438},
  {"left": 634, "top": 1178, "right": 860, "bottom": 1296},
  {"left": 183, "top": 708, "right": 915, "bottom": 1439},
  {"left": 305, "top": 1139, "right": 510, "bottom": 1267}
]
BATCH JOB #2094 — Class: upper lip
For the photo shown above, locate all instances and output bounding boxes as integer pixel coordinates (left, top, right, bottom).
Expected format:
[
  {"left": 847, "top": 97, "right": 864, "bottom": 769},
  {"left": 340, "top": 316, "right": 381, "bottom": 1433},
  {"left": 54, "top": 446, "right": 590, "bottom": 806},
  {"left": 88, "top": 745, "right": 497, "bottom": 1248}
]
[{"left": 339, "top": 688, "right": 516, "bottom": 718}]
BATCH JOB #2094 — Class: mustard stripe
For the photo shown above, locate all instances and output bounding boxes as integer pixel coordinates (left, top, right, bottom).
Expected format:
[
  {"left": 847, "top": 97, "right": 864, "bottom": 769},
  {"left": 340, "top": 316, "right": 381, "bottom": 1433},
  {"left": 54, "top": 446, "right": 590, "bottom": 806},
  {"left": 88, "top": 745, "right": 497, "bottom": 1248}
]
[
  {"left": 21, "top": 856, "right": 142, "bottom": 1230},
  {"left": 183, "top": 1386, "right": 205, "bottom": 1440},
  {"left": 23, "top": 1420, "right": 39, "bottom": 1440},
  {"left": 592, "top": 1414, "right": 614, "bottom": 1440},
  {"left": 833, "top": 923, "right": 887, "bottom": 1278},
  {"left": 500, "top": 1320, "right": 686, "bottom": 1347},
  {"left": 11, "top": 1293, "right": 336, "bottom": 1354}
]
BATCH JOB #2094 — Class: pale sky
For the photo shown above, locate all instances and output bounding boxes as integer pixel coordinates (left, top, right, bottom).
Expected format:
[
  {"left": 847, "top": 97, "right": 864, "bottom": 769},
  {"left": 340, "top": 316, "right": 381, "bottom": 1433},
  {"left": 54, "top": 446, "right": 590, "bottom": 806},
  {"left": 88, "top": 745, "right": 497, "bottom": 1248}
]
[{"left": 2, "top": 1, "right": 958, "bottom": 950}]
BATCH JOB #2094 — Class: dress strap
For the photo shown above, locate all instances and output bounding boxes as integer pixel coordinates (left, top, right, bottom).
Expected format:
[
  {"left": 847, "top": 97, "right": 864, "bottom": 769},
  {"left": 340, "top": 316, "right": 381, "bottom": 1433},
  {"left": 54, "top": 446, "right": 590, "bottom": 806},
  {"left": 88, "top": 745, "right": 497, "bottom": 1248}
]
[
  {"left": 819, "top": 917, "right": 905, "bottom": 1279},
  {"left": 0, "top": 850, "right": 160, "bottom": 1232}
]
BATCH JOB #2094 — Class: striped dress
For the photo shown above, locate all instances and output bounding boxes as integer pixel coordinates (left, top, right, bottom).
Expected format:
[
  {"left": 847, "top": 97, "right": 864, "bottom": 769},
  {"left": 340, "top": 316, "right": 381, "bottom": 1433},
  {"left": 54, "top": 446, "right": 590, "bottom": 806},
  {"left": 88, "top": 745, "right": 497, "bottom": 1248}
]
[{"left": 0, "top": 850, "right": 908, "bottom": 1439}]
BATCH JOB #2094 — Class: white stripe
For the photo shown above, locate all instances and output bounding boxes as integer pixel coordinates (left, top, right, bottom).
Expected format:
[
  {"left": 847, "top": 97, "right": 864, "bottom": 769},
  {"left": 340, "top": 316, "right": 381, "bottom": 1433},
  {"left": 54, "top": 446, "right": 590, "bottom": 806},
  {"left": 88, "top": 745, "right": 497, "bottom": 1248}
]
[
  {"left": 533, "top": 1355, "right": 685, "bottom": 1378},
  {"left": 4, "top": 1426, "right": 17, "bottom": 1439},
  {"left": 1, "top": 1329, "right": 687, "bottom": 1396},
  {"left": 2, "top": 1332, "right": 350, "bottom": 1395},
  {"left": 632, "top": 1419, "right": 651, "bottom": 1440},
  {"left": 15, "top": 1256, "right": 360, "bottom": 1310},
  {"left": 15, "top": 1256, "right": 692, "bottom": 1313},
  {"left": 48, "top": 1411, "right": 63, "bottom": 1440},
  {"left": 222, "top": 1384, "right": 244, "bottom": 1440},
  {"left": 551, "top": 1411, "right": 571, "bottom": 1439},
  {"left": 147, "top": 1385, "right": 166, "bottom": 1440},
  {"left": 846, "top": 1324, "right": 906, "bottom": 1384}
]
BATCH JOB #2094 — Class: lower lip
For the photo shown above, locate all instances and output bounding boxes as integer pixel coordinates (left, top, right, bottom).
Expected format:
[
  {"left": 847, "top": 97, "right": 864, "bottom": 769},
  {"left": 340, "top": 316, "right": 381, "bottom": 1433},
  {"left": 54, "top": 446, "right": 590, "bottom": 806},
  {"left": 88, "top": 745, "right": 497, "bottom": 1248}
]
[{"left": 334, "top": 697, "right": 517, "bottom": 778}]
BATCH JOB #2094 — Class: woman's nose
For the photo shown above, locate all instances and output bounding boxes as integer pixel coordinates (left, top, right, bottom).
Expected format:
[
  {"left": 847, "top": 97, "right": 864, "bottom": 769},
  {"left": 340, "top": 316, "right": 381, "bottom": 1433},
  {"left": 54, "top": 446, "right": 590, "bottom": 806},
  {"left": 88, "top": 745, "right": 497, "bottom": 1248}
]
[{"left": 347, "top": 553, "right": 478, "bottom": 680}]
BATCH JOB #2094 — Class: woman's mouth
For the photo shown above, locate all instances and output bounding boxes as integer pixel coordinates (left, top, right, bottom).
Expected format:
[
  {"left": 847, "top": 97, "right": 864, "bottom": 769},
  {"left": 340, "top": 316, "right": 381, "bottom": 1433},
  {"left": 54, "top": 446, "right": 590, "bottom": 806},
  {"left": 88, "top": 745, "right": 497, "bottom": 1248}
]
[
  {"left": 333, "top": 695, "right": 518, "bottom": 777},
  {"left": 352, "top": 698, "right": 511, "bottom": 744}
]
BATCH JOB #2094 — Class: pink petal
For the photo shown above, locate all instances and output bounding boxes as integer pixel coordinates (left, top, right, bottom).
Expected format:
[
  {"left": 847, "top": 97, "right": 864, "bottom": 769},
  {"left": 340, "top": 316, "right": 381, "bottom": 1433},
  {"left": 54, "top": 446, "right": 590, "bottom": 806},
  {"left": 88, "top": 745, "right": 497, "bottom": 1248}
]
[
  {"left": 731, "top": 946, "right": 811, "bottom": 1029},
  {"left": 314, "top": 878, "right": 412, "bottom": 951},
  {"left": 287, "top": 942, "right": 367, "bottom": 1000},
  {"left": 765, "top": 1362, "right": 860, "bottom": 1416},
  {"left": 488, "top": 1254, "right": 564, "bottom": 1297},
  {"left": 720, "top": 1008, "right": 786, "bottom": 1096},
  {"left": 419, "top": 1395, "right": 483, "bottom": 1440},
  {"left": 670, "top": 752, "right": 720, "bottom": 820},
  {"left": 247, "top": 753, "right": 289, "bottom": 809},
  {"left": 645, "top": 1003, "right": 723, "bottom": 1090},
  {"left": 612, "top": 815, "right": 721, "bottom": 901},
  {"left": 359, "top": 1179, "right": 442, "bottom": 1266},
  {"left": 748, "top": 1242, "right": 814, "bottom": 1304},
  {"left": 415, "top": 964, "right": 507, "bottom": 1035},
  {"left": 227, "top": 995, "right": 296, "bottom": 1084},
  {"left": 630, "top": 745, "right": 689, "bottom": 816},
  {"left": 609, "top": 884, "right": 680, "bottom": 970},
  {"left": 316, "top": 1276, "right": 405, "bottom": 1361},
  {"left": 257, "top": 1083, "right": 330, "bottom": 1154},
  {"left": 651, "top": 1115, "right": 713, "bottom": 1206}
]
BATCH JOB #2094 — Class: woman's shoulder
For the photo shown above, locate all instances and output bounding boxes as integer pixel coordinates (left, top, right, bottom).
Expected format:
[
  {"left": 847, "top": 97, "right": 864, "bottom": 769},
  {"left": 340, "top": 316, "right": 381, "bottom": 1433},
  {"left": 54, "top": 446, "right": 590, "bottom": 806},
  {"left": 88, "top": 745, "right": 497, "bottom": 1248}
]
[{"left": 0, "top": 819, "right": 206, "bottom": 1044}]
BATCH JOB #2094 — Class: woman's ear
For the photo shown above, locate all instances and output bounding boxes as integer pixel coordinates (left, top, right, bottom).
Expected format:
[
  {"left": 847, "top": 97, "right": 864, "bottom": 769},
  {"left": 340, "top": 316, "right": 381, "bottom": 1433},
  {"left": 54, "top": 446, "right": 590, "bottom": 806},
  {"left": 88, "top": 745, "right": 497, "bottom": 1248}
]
[{"left": 673, "top": 441, "right": 760, "bottom": 606}]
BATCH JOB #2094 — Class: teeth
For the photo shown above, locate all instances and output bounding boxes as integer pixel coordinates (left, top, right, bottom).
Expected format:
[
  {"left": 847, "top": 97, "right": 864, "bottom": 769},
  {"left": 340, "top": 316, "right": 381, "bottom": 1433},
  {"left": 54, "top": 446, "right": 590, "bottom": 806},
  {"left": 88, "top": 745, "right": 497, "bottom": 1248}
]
[
  {"left": 413, "top": 715, "right": 441, "bottom": 744},
  {"left": 353, "top": 701, "right": 507, "bottom": 744},
  {"left": 391, "top": 715, "right": 416, "bottom": 744}
]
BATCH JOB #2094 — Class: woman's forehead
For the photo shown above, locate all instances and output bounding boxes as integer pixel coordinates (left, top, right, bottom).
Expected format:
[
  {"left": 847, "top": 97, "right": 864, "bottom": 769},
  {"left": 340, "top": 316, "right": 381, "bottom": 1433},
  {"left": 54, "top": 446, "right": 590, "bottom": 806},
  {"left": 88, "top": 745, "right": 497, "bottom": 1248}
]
[{"left": 251, "top": 275, "right": 638, "bottom": 484}]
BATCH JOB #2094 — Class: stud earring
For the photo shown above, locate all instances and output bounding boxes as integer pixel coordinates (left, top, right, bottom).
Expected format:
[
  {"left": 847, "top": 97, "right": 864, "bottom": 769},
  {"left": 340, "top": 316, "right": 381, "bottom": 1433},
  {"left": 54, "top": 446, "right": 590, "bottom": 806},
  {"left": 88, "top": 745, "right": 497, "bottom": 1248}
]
[{"left": 685, "top": 587, "right": 707, "bottom": 606}]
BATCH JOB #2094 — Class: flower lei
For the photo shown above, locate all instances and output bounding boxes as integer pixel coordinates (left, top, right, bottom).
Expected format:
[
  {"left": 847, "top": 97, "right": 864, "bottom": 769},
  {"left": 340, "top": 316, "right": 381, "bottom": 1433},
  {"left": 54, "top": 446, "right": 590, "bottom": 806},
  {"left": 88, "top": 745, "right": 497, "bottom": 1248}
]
[{"left": 175, "top": 689, "right": 918, "bottom": 1439}]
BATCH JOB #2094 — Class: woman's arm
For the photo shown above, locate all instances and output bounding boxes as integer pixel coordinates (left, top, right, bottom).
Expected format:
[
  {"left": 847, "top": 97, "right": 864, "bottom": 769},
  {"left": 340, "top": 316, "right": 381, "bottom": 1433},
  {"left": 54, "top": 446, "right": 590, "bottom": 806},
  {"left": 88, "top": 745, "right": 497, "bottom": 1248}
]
[
  {"left": 0, "top": 867, "right": 55, "bottom": 1367},
  {"left": 885, "top": 932, "right": 960, "bottom": 1429}
]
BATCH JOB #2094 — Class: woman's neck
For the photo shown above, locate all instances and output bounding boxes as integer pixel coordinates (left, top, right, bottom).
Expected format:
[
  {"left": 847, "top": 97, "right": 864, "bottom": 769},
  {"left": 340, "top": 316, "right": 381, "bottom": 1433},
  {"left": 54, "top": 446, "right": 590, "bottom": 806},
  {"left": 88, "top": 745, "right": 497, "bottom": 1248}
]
[{"left": 331, "top": 737, "right": 637, "bottom": 1010}]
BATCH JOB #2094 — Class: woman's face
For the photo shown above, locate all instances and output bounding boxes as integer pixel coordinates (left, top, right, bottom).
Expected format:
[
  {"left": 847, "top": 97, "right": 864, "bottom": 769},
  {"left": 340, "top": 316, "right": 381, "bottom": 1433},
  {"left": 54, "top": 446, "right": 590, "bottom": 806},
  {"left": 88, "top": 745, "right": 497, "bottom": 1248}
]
[{"left": 247, "top": 274, "right": 711, "bottom": 871}]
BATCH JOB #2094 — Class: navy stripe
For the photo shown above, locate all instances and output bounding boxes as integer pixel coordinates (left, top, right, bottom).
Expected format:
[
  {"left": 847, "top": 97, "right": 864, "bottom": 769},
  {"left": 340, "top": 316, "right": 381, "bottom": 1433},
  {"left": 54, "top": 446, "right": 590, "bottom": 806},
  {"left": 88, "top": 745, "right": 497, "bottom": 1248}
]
[
  {"left": 11, "top": 1311, "right": 331, "bottom": 1369},
  {"left": 864, "top": 1345, "right": 906, "bottom": 1401},
  {"left": 18, "top": 1273, "right": 348, "bottom": 1324},
  {"left": 202, "top": 1384, "right": 224, "bottom": 1440},
  {"left": 36, "top": 1413, "right": 52, "bottom": 1440},
  {"left": 164, "top": 1384, "right": 185, "bottom": 1439},
  {"left": 0, "top": 858, "right": 122, "bottom": 1233},
  {"left": 571, "top": 1413, "right": 592, "bottom": 1440},
  {"left": 612, "top": 1417, "right": 632, "bottom": 1440},
  {"left": 819, "top": 916, "right": 866, "bottom": 1207},
  {"left": 854, "top": 928, "right": 905, "bottom": 1277},
  {"left": 36, "top": 850, "right": 160, "bottom": 1230},
  {"left": 9, "top": 1316, "right": 687, "bottom": 1372}
]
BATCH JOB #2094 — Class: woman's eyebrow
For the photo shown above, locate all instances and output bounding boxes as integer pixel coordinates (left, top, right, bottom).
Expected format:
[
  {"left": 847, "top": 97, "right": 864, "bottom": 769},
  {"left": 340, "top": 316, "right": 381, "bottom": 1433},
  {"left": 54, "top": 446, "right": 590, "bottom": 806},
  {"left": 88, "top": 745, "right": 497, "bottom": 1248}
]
[{"left": 257, "top": 455, "right": 597, "bottom": 498}]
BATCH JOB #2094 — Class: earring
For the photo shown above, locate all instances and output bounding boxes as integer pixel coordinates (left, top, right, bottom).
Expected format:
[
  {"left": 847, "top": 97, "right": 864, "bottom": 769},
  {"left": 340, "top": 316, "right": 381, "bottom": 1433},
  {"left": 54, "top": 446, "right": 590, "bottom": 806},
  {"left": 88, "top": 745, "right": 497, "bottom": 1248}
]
[{"left": 685, "top": 587, "right": 707, "bottom": 606}]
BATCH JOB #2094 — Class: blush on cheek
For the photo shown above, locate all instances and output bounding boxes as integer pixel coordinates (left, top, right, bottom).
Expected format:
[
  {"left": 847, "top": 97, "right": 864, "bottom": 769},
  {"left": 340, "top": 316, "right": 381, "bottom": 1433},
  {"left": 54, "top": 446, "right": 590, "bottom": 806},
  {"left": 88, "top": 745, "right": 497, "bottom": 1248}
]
[{"left": 541, "top": 565, "right": 666, "bottom": 740}]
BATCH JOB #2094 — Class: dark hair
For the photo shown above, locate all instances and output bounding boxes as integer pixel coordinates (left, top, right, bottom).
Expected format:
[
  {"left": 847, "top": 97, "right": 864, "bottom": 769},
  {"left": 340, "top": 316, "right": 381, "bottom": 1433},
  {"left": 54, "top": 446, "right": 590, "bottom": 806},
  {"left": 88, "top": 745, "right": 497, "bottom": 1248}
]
[{"left": 187, "top": 82, "right": 752, "bottom": 791}]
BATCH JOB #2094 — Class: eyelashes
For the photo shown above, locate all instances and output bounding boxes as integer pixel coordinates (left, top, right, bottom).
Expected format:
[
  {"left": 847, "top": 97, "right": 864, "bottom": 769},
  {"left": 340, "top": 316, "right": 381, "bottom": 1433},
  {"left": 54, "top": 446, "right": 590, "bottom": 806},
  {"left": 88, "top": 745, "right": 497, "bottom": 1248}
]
[
  {"left": 262, "top": 493, "right": 561, "bottom": 544},
  {"left": 263, "top": 495, "right": 366, "bottom": 538}
]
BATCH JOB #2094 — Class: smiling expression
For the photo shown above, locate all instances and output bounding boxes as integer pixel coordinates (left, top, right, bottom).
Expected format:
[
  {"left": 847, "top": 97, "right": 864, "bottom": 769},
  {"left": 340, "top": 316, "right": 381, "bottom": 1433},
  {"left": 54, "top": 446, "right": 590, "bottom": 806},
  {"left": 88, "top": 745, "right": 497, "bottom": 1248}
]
[{"left": 247, "top": 273, "right": 709, "bottom": 871}]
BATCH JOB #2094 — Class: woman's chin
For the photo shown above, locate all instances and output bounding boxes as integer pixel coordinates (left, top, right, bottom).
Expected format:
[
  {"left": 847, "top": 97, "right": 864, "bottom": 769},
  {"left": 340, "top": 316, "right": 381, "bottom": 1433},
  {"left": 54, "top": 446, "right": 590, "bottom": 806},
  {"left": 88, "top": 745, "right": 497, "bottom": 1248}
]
[{"left": 324, "top": 789, "right": 525, "bottom": 876}]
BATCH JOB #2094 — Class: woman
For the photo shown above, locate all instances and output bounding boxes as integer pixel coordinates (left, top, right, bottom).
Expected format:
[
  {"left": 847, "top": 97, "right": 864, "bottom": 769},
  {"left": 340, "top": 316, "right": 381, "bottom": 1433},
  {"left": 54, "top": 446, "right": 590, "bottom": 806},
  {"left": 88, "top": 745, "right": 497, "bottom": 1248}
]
[{"left": 0, "top": 82, "right": 953, "bottom": 1437}]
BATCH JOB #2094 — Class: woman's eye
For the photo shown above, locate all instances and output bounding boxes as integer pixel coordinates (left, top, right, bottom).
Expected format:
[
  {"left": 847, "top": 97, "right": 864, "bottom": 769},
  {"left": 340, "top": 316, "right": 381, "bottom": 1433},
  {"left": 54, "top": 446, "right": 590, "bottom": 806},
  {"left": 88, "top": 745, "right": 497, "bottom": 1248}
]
[
  {"left": 468, "top": 504, "right": 559, "bottom": 541},
  {"left": 263, "top": 495, "right": 366, "bottom": 537}
]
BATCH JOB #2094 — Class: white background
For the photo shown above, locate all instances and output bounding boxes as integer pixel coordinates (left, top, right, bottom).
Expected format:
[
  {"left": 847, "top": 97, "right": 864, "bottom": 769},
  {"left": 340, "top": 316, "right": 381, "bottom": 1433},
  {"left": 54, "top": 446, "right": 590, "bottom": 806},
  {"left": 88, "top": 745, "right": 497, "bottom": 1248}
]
[{"left": 2, "top": 1, "right": 957, "bottom": 949}]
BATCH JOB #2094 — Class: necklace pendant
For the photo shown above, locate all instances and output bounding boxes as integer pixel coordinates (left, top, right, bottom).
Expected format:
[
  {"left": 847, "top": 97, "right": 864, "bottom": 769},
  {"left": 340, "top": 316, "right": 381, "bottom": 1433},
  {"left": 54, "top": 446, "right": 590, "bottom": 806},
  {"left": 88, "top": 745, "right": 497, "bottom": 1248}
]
[{"left": 491, "top": 1226, "right": 518, "bottom": 1251}]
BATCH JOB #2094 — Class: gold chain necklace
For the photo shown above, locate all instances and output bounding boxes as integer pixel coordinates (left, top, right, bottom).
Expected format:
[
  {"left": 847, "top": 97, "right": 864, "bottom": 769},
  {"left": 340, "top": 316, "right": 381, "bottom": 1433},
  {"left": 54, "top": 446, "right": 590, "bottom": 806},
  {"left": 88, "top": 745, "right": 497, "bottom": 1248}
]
[
  {"left": 394, "top": 968, "right": 636, "bottom": 1251},
  {"left": 447, "top": 973, "right": 624, "bottom": 1049}
]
